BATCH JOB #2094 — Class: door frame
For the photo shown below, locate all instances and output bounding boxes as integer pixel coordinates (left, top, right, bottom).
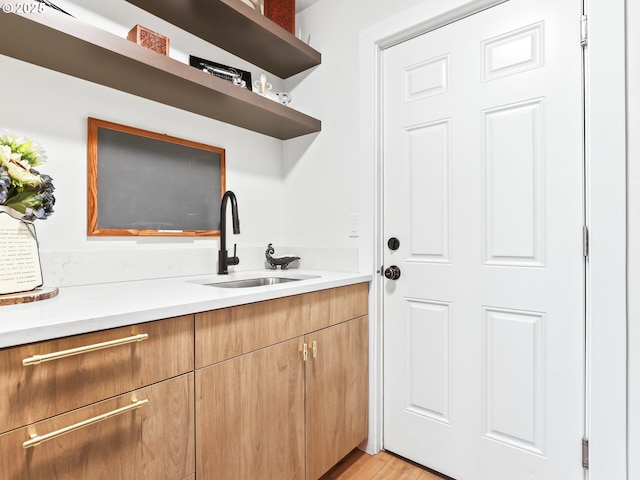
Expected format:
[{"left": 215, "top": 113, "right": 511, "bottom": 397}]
[{"left": 357, "top": 1, "right": 627, "bottom": 478}]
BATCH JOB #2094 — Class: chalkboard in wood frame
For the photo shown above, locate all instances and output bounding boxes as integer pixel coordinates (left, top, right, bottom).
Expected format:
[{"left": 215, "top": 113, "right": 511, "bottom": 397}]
[{"left": 87, "top": 118, "right": 225, "bottom": 236}]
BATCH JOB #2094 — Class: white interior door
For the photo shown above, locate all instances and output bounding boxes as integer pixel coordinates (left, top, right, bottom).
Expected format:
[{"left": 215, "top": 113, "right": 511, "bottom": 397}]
[{"left": 382, "top": 0, "right": 585, "bottom": 479}]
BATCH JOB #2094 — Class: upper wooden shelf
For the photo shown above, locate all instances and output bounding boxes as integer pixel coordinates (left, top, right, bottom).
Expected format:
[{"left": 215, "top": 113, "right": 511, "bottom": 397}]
[
  {"left": 0, "top": 8, "right": 321, "bottom": 140},
  {"left": 126, "top": 0, "right": 322, "bottom": 79}
]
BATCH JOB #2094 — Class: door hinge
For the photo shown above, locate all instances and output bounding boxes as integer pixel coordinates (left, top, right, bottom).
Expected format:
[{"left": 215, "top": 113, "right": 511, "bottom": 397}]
[
  {"left": 580, "top": 15, "right": 588, "bottom": 47},
  {"left": 582, "top": 437, "right": 589, "bottom": 468},
  {"left": 583, "top": 225, "right": 589, "bottom": 258}
]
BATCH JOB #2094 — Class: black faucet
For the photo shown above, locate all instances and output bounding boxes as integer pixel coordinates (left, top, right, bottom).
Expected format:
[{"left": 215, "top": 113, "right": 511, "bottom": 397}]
[{"left": 218, "top": 190, "right": 240, "bottom": 274}]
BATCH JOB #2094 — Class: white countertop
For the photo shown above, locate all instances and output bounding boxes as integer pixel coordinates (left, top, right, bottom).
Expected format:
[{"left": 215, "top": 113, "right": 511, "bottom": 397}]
[{"left": 0, "top": 270, "right": 372, "bottom": 348}]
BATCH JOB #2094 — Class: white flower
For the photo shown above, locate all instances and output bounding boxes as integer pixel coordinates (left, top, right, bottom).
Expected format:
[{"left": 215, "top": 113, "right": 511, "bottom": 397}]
[
  {"left": 0, "top": 130, "right": 46, "bottom": 166},
  {"left": 0, "top": 144, "right": 10, "bottom": 163},
  {"left": 0, "top": 147, "right": 42, "bottom": 187}
]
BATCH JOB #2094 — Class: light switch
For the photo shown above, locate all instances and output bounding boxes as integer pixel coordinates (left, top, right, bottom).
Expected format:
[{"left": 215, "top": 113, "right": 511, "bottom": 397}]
[{"left": 349, "top": 214, "right": 359, "bottom": 238}]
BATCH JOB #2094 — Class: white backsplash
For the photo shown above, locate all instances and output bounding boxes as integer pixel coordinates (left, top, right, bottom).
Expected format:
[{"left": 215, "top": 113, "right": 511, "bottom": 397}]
[{"left": 40, "top": 245, "right": 359, "bottom": 287}]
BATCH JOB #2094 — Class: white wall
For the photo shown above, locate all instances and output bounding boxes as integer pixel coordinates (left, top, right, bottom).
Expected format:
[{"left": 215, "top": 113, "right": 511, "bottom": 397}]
[
  {"left": 1, "top": 0, "right": 431, "bottom": 287},
  {"left": 2, "top": 0, "right": 418, "bottom": 285},
  {"left": 627, "top": 0, "right": 639, "bottom": 476},
  {"left": 283, "top": 0, "right": 425, "bottom": 254},
  {"left": 1, "top": 0, "right": 289, "bottom": 286}
]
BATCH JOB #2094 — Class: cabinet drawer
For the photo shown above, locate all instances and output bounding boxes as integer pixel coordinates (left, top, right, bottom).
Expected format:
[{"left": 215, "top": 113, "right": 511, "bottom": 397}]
[
  {"left": 196, "top": 295, "right": 308, "bottom": 368},
  {"left": 0, "top": 373, "right": 194, "bottom": 480},
  {"left": 310, "top": 283, "right": 369, "bottom": 332},
  {"left": 0, "top": 315, "right": 194, "bottom": 434}
]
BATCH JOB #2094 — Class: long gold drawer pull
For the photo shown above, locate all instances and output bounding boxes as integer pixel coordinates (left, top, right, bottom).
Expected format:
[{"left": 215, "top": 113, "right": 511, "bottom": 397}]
[
  {"left": 22, "top": 333, "right": 149, "bottom": 366},
  {"left": 22, "top": 398, "right": 149, "bottom": 449}
]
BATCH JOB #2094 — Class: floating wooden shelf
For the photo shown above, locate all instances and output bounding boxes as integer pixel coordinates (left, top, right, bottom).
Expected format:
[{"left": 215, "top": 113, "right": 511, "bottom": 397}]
[
  {"left": 0, "top": 8, "right": 321, "bottom": 140},
  {"left": 125, "top": 0, "right": 321, "bottom": 79}
]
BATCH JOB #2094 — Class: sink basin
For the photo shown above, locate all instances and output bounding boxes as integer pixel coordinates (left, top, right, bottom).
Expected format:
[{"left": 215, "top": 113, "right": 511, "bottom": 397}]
[
  {"left": 205, "top": 277, "right": 302, "bottom": 288},
  {"left": 187, "top": 273, "right": 320, "bottom": 289}
]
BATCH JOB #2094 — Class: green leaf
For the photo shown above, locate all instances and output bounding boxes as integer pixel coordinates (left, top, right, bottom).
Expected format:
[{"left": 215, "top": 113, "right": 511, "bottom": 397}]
[{"left": 4, "top": 190, "right": 41, "bottom": 213}]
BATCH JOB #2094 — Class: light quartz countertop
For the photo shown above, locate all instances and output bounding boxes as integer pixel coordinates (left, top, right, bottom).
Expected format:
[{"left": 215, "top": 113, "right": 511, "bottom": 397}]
[{"left": 0, "top": 270, "right": 372, "bottom": 349}]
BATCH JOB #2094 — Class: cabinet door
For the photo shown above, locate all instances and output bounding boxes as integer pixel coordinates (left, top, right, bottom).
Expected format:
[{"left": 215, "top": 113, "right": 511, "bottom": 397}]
[
  {"left": 196, "top": 337, "right": 305, "bottom": 480},
  {"left": 0, "top": 373, "right": 194, "bottom": 480},
  {"left": 305, "top": 316, "right": 369, "bottom": 480}
]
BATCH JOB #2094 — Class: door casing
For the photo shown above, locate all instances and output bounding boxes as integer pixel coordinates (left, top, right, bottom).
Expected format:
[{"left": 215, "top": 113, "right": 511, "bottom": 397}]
[{"left": 357, "top": 1, "right": 627, "bottom": 478}]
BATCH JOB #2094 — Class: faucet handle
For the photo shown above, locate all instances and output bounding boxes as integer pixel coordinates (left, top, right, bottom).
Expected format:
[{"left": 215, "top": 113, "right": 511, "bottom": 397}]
[{"left": 228, "top": 243, "right": 240, "bottom": 267}]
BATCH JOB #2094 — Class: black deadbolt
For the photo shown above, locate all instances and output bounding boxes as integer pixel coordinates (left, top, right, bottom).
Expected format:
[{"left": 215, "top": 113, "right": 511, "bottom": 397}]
[{"left": 387, "top": 237, "right": 400, "bottom": 250}]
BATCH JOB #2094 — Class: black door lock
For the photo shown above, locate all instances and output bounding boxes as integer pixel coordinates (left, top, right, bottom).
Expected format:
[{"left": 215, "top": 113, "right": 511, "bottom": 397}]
[
  {"left": 387, "top": 237, "right": 400, "bottom": 250},
  {"left": 384, "top": 265, "right": 401, "bottom": 280}
]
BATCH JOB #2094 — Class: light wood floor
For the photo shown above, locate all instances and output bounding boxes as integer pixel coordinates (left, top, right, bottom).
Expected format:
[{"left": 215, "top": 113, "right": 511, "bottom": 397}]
[{"left": 320, "top": 449, "right": 450, "bottom": 480}]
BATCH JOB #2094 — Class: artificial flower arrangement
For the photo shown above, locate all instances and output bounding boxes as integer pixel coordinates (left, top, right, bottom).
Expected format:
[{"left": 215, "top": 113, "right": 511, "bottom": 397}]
[{"left": 0, "top": 131, "right": 55, "bottom": 221}]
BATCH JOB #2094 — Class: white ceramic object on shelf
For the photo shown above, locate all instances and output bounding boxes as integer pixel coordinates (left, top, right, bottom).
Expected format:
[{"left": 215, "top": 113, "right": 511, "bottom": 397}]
[
  {"left": 265, "top": 91, "right": 292, "bottom": 105},
  {"left": 253, "top": 73, "right": 272, "bottom": 96}
]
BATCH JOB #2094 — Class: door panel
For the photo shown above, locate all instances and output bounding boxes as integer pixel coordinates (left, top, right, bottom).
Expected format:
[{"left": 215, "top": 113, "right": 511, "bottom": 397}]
[
  {"left": 483, "top": 99, "right": 544, "bottom": 266},
  {"left": 383, "top": 0, "right": 584, "bottom": 479}
]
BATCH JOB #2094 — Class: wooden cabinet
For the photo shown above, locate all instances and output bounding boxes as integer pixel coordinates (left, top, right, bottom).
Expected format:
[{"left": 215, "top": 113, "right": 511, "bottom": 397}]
[
  {"left": 0, "top": 282, "right": 368, "bottom": 480},
  {"left": 0, "top": 373, "right": 194, "bottom": 480},
  {"left": 195, "top": 283, "right": 369, "bottom": 480},
  {"left": 0, "top": 1, "right": 321, "bottom": 139},
  {"left": 0, "top": 315, "right": 195, "bottom": 480}
]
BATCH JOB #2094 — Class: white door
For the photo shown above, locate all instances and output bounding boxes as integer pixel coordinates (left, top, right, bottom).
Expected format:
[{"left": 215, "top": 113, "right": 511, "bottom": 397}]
[{"left": 382, "top": 0, "right": 585, "bottom": 479}]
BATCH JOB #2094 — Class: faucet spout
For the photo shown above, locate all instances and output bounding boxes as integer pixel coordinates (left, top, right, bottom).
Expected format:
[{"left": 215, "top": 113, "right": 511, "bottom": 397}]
[{"left": 218, "top": 190, "right": 240, "bottom": 274}]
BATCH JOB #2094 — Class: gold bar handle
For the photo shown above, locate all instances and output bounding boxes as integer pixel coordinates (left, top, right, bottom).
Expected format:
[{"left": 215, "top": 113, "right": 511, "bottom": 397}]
[
  {"left": 312, "top": 340, "right": 318, "bottom": 359},
  {"left": 23, "top": 398, "right": 149, "bottom": 449},
  {"left": 22, "top": 333, "right": 149, "bottom": 366}
]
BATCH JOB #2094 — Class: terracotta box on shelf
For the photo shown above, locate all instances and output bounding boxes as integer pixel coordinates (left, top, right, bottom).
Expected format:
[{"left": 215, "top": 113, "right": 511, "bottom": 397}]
[
  {"left": 264, "top": 0, "right": 295, "bottom": 35},
  {"left": 127, "top": 24, "right": 170, "bottom": 55}
]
